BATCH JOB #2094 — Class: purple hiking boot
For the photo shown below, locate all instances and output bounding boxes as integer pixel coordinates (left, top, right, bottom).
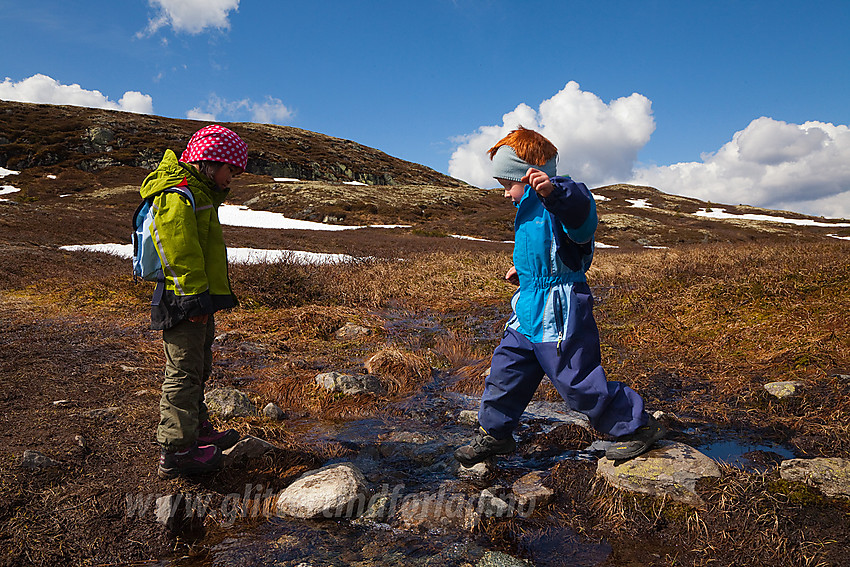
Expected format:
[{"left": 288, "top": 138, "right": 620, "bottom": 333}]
[
  {"left": 197, "top": 420, "right": 241, "bottom": 451},
  {"left": 158, "top": 443, "right": 222, "bottom": 479}
]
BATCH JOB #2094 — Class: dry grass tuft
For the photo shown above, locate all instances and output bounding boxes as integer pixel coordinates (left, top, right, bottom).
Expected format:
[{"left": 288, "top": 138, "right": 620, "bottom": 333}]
[{"left": 365, "top": 346, "right": 432, "bottom": 395}]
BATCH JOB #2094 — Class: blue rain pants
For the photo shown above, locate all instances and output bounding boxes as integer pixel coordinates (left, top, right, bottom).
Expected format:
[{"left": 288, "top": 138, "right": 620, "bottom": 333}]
[{"left": 478, "top": 285, "right": 646, "bottom": 440}]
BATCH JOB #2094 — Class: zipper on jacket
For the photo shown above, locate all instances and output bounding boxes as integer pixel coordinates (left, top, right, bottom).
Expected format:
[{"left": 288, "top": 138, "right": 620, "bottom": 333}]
[{"left": 553, "top": 292, "right": 565, "bottom": 354}]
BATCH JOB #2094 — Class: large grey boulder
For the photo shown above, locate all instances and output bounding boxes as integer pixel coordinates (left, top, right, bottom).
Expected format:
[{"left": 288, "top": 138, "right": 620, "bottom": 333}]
[
  {"left": 276, "top": 462, "right": 370, "bottom": 519},
  {"left": 315, "top": 371, "right": 384, "bottom": 395},
  {"left": 597, "top": 440, "right": 721, "bottom": 506},
  {"left": 780, "top": 458, "right": 850, "bottom": 498},
  {"left": 205, "top": 388, "right": 256, "bottom": 419}
]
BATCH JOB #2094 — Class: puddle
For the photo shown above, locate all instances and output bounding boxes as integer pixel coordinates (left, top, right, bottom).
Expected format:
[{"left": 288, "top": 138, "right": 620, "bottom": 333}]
[{"left": 698, "top": 439, "right": 796, "bottom": 471}]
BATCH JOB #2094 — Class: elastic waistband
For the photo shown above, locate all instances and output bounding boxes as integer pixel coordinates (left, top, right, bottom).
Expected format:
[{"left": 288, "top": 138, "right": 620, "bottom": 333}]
[{"left": 521, "top": 273, "right": 586, "bottom": 289}]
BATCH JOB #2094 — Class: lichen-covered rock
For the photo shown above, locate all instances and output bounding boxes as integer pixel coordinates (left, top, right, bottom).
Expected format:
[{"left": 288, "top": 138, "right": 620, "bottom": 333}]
[
  {"left": 764, "top": 380, "right": 804, "bottom": 399},
  {"left": 780, "top": 457, "right": 850, "bottom": 498},
  {"left": 597, "top": 440, "right": 721, "bottom": 506},
  {"left": 205, "top": 388, "right": 257, "bottom": 419},
  {"left": 315, "top": 371, "right": 384, "bottom": 395}
]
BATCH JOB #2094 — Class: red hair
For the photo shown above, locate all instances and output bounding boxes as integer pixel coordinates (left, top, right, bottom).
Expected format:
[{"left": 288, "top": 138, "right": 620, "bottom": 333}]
[{"left": 487, "top": 126, "right": 558, "bottom": 166}]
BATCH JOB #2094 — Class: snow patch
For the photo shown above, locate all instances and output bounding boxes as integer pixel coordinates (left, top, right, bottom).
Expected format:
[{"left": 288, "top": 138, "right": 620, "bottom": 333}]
[
  {"left": 59, "top": 243, "right": 364, "bottom": 265},
  {"left": 695, "top": 207, "right": 850, "bottom": 228}
]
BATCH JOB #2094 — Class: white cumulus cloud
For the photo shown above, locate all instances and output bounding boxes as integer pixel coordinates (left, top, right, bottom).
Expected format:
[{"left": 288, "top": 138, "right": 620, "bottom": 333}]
[
  {"left": 448, "top": 81, "right": 655, "bottom": 188},
  {"left": 142, "top": 0, "right": 239, "bottom": 35},
  {"left": 187, "top": 94, "right": 294, "bottom": 124},
  {"left": 631, "top": 117, "right": 850, "bottom": 219},
  {"left": 0, "top": 74, "right": 153, "bottom": 114}
]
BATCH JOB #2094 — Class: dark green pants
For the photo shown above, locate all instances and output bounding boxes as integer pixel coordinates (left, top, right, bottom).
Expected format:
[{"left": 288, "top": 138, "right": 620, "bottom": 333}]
[{"left": 157, "top": 316, "right": 215, "bottom": 451}]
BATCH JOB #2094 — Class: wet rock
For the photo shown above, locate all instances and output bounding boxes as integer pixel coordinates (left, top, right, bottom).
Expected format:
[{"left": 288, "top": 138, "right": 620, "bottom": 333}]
[
  {"left": 477, "top": 551, "right": 533, "bottom": 567},
  {"left": 764, "top": 380, "right": 804, "bottom": 399},
  {"left": 458, "top": 410, "right": 479, "bottom": 426},
  {"left": 276, "top": 462, "right": 370, "bottom": 519},
  {"left": 458, "top": 460, "right": 492, "bottom": 480},
  {"left": 315, "top": 371, "right": 384, "bottom": 395},
  {"left": 334, "top": 322, "right": 371, "bottom": 340},
  {"left": 356, "top": 494, "right": 393, "bottom": 522},
  {"left": 262, "top": 402, "right": 286, "bottom": 420},
  {"left": 205, "top": 388, "right": 256, "bottom": 419},
  {"left": 223, "top": 435, "right": 275, "bottom": 462},
  {"left": 375, "top": 430, "right": 446, "bottom": 465},
  {"left": 780, "top": 457, "right": 850, "bottom": 498},
  {"left": 522, "top": 400, "right": 591, "bottom": 430},
  {"left": 478, "top": 488, "right": 512, "bottom": 517},
  {"left": 512, "top": 470, "right": 554, "bottom": 509},
  {"left": 20, "top": 450, "right": 59, "bottom": 470},
  {"left": 596, "top": 440, "right": 721, "bottom": 506},
  {"left": 396, "top": 488, "right": 478, "bottom": 532}
]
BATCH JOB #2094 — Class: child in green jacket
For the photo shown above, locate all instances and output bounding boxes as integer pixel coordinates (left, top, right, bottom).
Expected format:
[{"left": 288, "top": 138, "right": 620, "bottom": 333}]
[{"left": 139, "top": 125, "right": 247, "bottom": 479}]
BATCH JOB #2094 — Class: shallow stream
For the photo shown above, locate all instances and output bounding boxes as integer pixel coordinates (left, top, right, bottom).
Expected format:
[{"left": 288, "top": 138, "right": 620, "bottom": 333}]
[{"left": 173, "top": 364, "right": 798, "bottom": 567}]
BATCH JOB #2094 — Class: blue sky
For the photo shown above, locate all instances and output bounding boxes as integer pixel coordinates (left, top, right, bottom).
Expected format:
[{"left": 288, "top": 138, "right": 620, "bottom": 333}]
[{"left": 1, "top": 1, "right": 849, "bottom": 218}]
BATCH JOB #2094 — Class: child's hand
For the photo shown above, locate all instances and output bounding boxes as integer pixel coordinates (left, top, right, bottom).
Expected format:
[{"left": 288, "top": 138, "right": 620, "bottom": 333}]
[
  {"left": 505, "top": 266, "right": 519, "bottom": 286},
  {"left": 522, "top": 168, "right": 554, "bottom": 198}
]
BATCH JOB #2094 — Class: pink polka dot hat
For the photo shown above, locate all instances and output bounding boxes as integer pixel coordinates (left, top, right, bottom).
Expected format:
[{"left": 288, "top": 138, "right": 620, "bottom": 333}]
[{"left": 180, "top": 125, "right": 248, "bottom": 173}]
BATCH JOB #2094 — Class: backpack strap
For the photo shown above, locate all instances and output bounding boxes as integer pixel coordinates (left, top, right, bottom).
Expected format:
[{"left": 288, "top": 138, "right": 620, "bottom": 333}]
[
  {"left": 162, "top": 183, "right": 196, "bottom": 210},
  {"left": 151, "top": 280, "right": 166, "bottom": 306}
]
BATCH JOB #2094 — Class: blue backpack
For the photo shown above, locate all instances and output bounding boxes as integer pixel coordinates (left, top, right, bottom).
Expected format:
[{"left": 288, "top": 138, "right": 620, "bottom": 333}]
[{"left": 132, "top": 186, "right": 195, "bottom": 302}]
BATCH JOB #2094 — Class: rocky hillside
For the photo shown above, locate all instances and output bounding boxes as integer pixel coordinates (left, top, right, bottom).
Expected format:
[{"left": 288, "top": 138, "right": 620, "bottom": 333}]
[
  {"left": 0, "top": 99, "right": 465, "bottom": 188},
  {"left": 1, "top": 99, "right": 848, "bottom": 253}
]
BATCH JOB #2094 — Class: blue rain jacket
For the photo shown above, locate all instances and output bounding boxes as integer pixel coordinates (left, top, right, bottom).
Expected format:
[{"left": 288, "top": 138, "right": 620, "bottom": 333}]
[{"left": 507, "top": 176, "right": 598, "bottom": 344}]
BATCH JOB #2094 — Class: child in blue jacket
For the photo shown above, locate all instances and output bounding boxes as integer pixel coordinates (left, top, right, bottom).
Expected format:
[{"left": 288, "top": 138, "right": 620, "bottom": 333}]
[{"left": 455, "top": 127, "right": 664, "bottom": 466}]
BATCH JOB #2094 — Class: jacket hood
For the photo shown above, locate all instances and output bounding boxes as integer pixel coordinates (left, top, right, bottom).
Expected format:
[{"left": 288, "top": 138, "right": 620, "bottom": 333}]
[{"left": 140, "top": 149, "right": 216, "bottom": 200}]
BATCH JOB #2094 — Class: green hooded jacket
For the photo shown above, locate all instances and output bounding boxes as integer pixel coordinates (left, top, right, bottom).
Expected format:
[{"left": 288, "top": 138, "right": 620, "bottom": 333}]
[{"left": 140, "top": 149, "right": 236, "bottom": 329}]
